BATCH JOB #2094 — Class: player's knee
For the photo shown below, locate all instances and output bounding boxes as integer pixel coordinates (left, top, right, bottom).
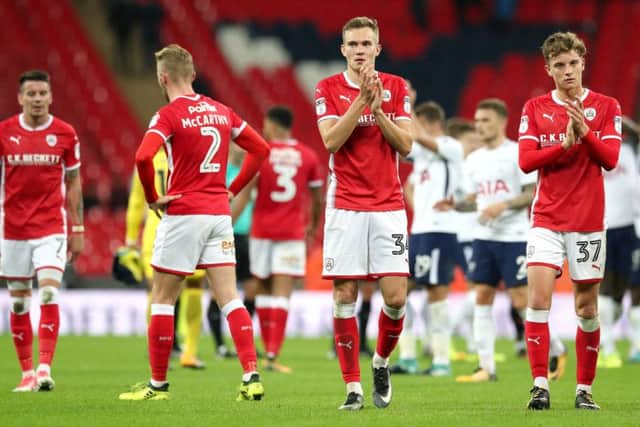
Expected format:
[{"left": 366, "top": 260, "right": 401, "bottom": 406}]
[
  {"left": 39, "top": 285, "right": 60, "bottom": 305},
  {"left": 333, "top": 285, "right": 357, "bottom": 304},
  {"left": 10, "top": 295, "right": 31, "bottom": 314},
  {"left": 575, "top": 303, "right": 598, "bottom": 320},
  {"left": 382, "top": 293, "right": 406, "bottom": 310}
]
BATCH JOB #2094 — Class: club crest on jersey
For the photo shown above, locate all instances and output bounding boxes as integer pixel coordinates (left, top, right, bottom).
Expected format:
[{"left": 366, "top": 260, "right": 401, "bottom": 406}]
[
  {"left": 403, "top": 96, "right": 411, "bottom": 114},
  {"left": 584, "top": 108, "right": 596, "bottom": 121},
  {"left": 614, "top": 116, "right": 622, "bottom": 134},
  {"left": 519, "top": 116, "right": 528, "bottom": 133},
  {"left": 324, "top": 257, "right": 335, "bottom": 271},
  {"left": 382, "top": 89, "right": 391, "bottom": 102},
  {"left": 316, "top": 97, "right": 326, "bottom": 115},
  {"left": 527, "top": 245, "right": 535, "bottom": 258},
  {"left": 45, "top": 134, "right": 57, "bottom": 147}
]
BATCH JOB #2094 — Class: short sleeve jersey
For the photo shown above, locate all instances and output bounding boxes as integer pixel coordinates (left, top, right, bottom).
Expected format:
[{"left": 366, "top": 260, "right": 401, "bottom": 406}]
[
  {"left": 146, "top": 94, "right": 246, "bottom": 216},
  {"left": 518, "top": 89, "right": 622, "bottom": 232},
  {"left": 604, "top": 143, "right": 639, "bottom": 228},
  {"left": 0, "top": 114, "right": 81, "bottom": 240},
  {"left": 408, "top": 135, "right": 464, "bottom": 234},
  {"left": 251, "top": 139, "right": 324, "bottom": 240},
  {"left": 315, "top": 71, "right": 411, "bottom": 211},
  {"left": 464, "top": 140, "right": 536, "bottom": 242}
]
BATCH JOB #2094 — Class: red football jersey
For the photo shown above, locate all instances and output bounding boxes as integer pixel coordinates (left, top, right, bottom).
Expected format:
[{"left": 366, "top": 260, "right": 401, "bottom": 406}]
[
  {"left": 146, "top": 94, "right": 246, "bottom": 215},
  {"left": 0, "top": 114, "right": 81, "bottom": 240},
  {"left": 315, "top": 71, "right": 411, "bottom": 211},
  {"left": 518, "top": 89, "right": 622, "bottom": 232},
  {"left": 251, "top": 139, "right": 323, "bottom": 240}
]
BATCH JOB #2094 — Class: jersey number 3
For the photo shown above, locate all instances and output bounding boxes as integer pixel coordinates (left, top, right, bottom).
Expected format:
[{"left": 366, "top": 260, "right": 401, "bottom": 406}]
[
  {"left": 200, "top": 126, "right": 221, "bottom": 173},
  {"left": 270, "top": 164, "right": 298, "bottom": 202}
]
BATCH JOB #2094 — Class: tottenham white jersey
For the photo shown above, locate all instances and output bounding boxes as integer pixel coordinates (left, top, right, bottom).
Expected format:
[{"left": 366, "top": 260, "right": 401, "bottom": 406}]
[
  {"left": 605, "top": 143, "right": 639, "bottom": 229},
  {"left": 464, "top": 140, "right": 536, "bottom": 242},
  {"left": 408, "top": 135, "right": 464, "bottom": 234},
  {"left": 454, "top": 211, "right": 477, "bottom": 243}
]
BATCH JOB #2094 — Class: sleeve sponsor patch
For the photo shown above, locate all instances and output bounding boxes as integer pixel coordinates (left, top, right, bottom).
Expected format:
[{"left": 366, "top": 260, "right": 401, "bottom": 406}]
[
  {"left": 614, "top": 115, "right": 622, "bottom": 134},
  {"left": 315, "top": 98, "right": 326, "bottom": 116},
  {"left": 403, "top": 96, "right": 411, "bottom": 114},
  {"left": 519, "top": 115, "right": 528, "bottom": 133},
  {"left": 74, "top": 142, "right": 80, "bottom": 160}
]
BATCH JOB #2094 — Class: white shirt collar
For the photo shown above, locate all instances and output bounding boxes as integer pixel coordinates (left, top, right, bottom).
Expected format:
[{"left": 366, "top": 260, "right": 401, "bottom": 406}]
[
  {"left": 19, "top": 114, "right": 53, "bottom": 131},
  {"left": 342, "top": 71, "right": 360, "bottom": 90},
  {"left": 551, "top": 88, "right": 590, "bottom": 106}
]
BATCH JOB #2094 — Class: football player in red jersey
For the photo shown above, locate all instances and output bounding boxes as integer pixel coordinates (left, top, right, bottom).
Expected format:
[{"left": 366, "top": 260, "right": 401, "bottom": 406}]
[
  {"left": 519, "top": 32, "right": 622, "bottom": 411},
  {"left": 118, "top": 44, "right": 270, "bottom": 401},
  {"left": 315, "top": 17, "right": 412, "bottom": 410},
  {"left": 0, "top": 70, "right": 84, "bottom": 392}
]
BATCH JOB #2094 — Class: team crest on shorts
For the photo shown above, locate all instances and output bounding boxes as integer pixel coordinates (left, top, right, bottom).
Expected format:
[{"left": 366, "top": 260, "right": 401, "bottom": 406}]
[
  {"left": 45, "top": 134, "right": 57, "bottom": 147},
  {"left": 325, "top": 258, "right": 335, "bottom": 271},
  {"left": 527, "top": 245, "right": 535, "bottom": 258}
]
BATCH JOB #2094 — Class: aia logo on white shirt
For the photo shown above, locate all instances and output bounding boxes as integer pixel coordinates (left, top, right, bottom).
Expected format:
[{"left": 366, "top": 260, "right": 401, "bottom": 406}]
[{"left": 45, "top": 134, "right": 57, "bottom": 147}]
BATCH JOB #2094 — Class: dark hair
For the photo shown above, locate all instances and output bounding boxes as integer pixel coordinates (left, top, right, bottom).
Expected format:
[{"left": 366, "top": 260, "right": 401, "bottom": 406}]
[
  {"left": 414, "top": 101, "right": 445, "bottom": 123},
  {"left": 266, "top": 105, "right": 294, "bottom": 129},
  {"left": 477, "top": 98, "right": 508, "bottom": 118},
  {"left": 446, "top": 117, "right": 475, "bottom": 139},
  {"left": 19, "top": 70, "right": 50, "bottom": 91}
]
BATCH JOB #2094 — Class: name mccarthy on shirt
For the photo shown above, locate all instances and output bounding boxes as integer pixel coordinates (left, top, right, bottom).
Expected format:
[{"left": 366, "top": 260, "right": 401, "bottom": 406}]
[{"left": 181, "top": 114, "right": 230, "bottom": 128}]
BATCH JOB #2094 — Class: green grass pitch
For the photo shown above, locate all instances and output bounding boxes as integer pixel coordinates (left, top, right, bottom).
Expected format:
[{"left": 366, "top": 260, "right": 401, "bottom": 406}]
[{"left": 0, "top": 335, "right": 638, "bottom": 426}]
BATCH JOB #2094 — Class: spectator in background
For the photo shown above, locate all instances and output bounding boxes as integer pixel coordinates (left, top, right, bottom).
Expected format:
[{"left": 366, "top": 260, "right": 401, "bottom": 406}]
[{"left": 106, "top": 0, "right": 136, "bottom": 74}]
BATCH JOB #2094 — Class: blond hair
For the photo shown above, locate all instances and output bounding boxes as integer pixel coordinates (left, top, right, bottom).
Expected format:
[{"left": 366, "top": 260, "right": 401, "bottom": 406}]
[
  {"left": 342, "top": 16, "right": 379, "bottom": 43},
  {"left": 541, "top": 32, "right": 587, "bottom": 63},
  {"left": 154, "top": 44, "right": 195, "bottom": 81}
]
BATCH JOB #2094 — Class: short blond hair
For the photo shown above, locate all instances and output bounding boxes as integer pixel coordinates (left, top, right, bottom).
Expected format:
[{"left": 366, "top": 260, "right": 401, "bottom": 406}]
[
  {"left": 342, "top": 16, "right": 379, "bottom": 43},
  {"left": 155, "top": 44, "right": 195, "bottom": 81},
  {"left": 541, "top": 32, "right": 586, "bottom": 63},
  {"left": 477, "top": 98, "right": 508, "bottom": 118}
]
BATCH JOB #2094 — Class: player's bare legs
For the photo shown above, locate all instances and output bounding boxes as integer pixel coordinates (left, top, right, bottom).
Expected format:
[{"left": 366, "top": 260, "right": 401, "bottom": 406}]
[
  {"left": 333, "top": 279, "right": 363, "bottom": 409},
  {"left": 207, "top": 266, "right": 262, "bottom": 400},
  {"left": 573, "top": 281, "right": 601, "bottom": 409},
  {"left": 424, "top": 285, "right": 451, "bottom": 375},
  {"left": 372, "top": 276, "right": 406, "bottom": 408}
]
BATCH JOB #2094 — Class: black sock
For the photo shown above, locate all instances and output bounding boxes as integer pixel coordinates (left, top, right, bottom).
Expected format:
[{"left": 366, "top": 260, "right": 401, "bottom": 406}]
[
  {"left": 244, "top": 297, "right": 255, "bottom": 317},
  {"left": 207, "top": 300, "right": 225, "bottom": 348},
  {"left": 358, "top": 300, "right": 371, "bottom": 349},
  {"left": 510, "top": 306, "right": 524, "bottom": 341},
  {"left": 173, "top": 297, "right": 181, "bottom": 349}
]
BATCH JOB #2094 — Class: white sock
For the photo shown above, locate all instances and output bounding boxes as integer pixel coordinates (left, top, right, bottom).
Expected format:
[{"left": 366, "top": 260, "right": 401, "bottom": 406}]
[
  {"left": 242, "top": 371, "right": 258, "bottom": 382},
  {"left": 398, "top": 302, "right": 416, "bottom": 360},
  {"left": 473, "top": 304, "right": 495, "bottom": 374},
  {"left": 346, "top": 382, "right": 363, "bottom": 395},
  {"left": 577, "top": 384, "right": 592, "bottom": 394},
  {"left": 534, "top": 376, "right": 549, "bottom": 390},
  {"left": 429, "top": 300, "right": 450, "bottom": 366},
  {"left": 22, "top": 369, "right": 35, "bottom": 378},
  {"left": 37, "top": 364, "right": 51, "bottom": 375},
  {"left": 150, "top": 379, "right": 167, "bottom": 388},
  {"left": 629, "top": 306, "right": 640, "bottom": 353},
  {"left": 598, "top": 295, "right": 616, "bottom": 355},
  {"left": 372, "top": 352, "right": 388, "bottom": 368}
]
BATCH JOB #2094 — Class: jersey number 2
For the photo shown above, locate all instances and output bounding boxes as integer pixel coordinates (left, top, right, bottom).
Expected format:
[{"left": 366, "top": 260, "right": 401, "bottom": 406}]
[{"left": 199, "top": 127, "right": 221, "bottom": 173}]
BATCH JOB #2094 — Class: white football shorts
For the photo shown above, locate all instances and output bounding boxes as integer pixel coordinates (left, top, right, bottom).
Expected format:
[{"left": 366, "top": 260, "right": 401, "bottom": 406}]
[
  {"left": 322, "top": 208, "right": 409, "bottom": 280},
  {"left": 151, "top": 214, "right": 236, "bottom": 276},
  {"left": 249, "top": 238, "right": 306, "bottom": 279},
  {"left": 1, "top": 234, "right": 67, "bottom": 281},
  {"left": 526, "top": 227, "right": 606, "bottom": 283}
]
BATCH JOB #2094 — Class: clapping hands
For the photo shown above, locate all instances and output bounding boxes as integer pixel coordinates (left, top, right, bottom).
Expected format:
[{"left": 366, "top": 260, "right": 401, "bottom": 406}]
[{"left": 358, "top": 65, "right": 383, "bottom": 113}]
